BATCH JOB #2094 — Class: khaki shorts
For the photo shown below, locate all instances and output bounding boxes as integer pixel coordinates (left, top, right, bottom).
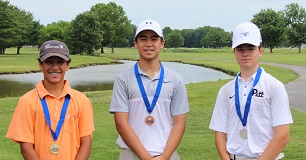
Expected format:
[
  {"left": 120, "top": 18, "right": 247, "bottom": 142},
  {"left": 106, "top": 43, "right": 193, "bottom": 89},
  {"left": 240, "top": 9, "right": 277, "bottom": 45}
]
[{"left": 119, "top": 148, "right": 180, "bottom": 160}]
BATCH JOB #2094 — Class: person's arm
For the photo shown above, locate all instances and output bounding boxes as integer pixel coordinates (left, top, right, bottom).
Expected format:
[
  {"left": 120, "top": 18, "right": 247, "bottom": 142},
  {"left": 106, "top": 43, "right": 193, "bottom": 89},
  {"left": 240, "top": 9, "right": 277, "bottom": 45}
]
[
  {"left": 155, "top": 114, "right": 186, "bottom": 160},
  {"left": 75, "top": 135, "right": 92, "bottom": 160},
  {"left": 257, "top": 124, "right": 289, "bottom": 160},
  {"left": 20, "top": 142, "right": 39, "bottom": 160},
  {"left": 215, "top": 131, "right": 230, "bottom": 160},
  {"left": 114, "top": 112, "right": 153, "bottom": 160}
]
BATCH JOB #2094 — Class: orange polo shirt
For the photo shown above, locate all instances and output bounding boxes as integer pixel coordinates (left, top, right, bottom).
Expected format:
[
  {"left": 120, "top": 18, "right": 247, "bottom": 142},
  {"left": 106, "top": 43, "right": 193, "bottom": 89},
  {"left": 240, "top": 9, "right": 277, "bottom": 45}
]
[{"left": 6, "top": 80, "right": 95, "bottom": 160}]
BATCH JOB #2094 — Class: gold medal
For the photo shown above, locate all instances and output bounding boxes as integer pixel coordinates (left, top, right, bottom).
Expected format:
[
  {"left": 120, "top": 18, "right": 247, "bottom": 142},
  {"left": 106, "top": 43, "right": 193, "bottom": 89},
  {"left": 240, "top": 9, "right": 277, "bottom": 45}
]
[
  {"left": 240, "top": 129, "right": 247, "bottom": 139},
  {"left": 50, "top": 143, "right": 60, "bottom": 154},
  {"left": 145, "top": 115, "right": 155, "bottom": 126}
]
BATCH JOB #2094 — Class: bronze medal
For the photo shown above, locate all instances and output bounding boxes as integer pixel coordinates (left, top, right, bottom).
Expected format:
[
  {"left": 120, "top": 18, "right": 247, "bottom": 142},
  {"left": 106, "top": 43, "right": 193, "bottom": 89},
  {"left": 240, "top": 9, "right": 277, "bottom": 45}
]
[
  {"left": 50, "top": 143, "right": 60, "bottom": 154},
  {"left": 145, "top": 115, "right": 155, "bottom": 126},
  {"left": 240, "top": 129, "right": 247, "bottom": 139}
]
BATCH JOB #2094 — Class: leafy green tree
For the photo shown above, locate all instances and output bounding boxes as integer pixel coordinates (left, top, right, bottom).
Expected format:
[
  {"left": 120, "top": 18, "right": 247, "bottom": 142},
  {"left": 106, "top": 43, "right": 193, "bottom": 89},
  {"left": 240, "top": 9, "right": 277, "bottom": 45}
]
[
  {"left": 165, "top": 30, "right": 184, "bottom": 49},
  {"left": 252, "top": 8, "right": 286, "bottom": 53},
  {"left": 91, "top": 2, "right": 132, "bottom": 53},
  {"left": 200, "top": 27, "right": 230, "bottom": 48},
  {"left": 193, "top": 27, "right": 207, "bottom": 48},
  {"left": 12, "top": 8, "right": 36, "bottom": 54},
  {"left": 28, "top": 21, "right": 43, "bottom": 47},
  {"left": 39, "top": 20, "right": 70, "bottom": 45},
  {"left": 0, "top": 0, "right": 19, "bottom": 54},
  {"left": 163, "top": 27, "right": 172, "bottom": 39},
  {"left": 181, "top": 29, "right": 195, "bottom": 48},
  {"left": 163, "top": 27, "right": 172, "bottom": 48},
  {"left": 67, "top": 11, "right": 102, "bottom": 55},
  {"left": 223, "top": 31, "right": 232, "bottom": 47},
  {"left": 0, "top": 1, "right": 40, "bottom": 54},
  {"left": 122, "top": 23, "right": 136, "bottom": 47},
  {"left": 189, "top": 26, "right": 214, "bottom": 48},
  {"left": 282, "top": 3, "right": 306, "bottom": 53}
]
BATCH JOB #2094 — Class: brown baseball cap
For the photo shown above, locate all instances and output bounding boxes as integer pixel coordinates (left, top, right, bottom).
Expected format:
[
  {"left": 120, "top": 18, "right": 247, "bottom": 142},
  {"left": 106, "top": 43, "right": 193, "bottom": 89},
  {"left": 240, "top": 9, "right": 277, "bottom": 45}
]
[{"left": 39, "top": 40, "right": 70, "bottom": 61}]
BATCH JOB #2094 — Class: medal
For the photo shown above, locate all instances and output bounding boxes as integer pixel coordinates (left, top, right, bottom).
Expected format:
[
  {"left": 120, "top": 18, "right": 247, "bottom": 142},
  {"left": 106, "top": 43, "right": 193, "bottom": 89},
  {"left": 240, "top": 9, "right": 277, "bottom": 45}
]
[
  {"left": 240, "top": 129, "right": 247, "bottom": 139},
  {"left": 40, "top": 94, "right": 70, "bottom": 152},
  {"left": 145, "top": 115, "right": 155, "bottom": 126},
  {"left": 235, "top": 67, "right": 262, "bottom": 139},
  {"left": 50, "top": 143, "right": 60, "bottom": 154},
  {"left": 134, "top": 63, "right": 164, "bottom": 126}
]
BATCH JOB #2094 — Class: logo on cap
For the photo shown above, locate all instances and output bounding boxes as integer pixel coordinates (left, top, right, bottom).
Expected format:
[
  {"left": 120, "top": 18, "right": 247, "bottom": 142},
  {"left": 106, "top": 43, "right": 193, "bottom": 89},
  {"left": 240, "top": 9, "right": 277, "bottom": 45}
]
[
  {"left": 45, "top": 44, "right": 64, "bottom": 50},
  {"left": 145, "top": 21, "right": 153, "bottom": 25},
  {"left": 241, "top": 32, "right": 249, "bottom": 37}
]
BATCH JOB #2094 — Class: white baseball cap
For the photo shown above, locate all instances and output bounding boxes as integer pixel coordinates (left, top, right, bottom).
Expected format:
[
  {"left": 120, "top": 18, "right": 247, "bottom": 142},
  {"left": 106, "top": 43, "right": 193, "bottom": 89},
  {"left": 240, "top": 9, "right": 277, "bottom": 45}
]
[
  {"left": 135, "top": 19, "right": 163, "bottom": 38},
  {"left": 232, "top": 22, "right": 262, "bottom": 48}
]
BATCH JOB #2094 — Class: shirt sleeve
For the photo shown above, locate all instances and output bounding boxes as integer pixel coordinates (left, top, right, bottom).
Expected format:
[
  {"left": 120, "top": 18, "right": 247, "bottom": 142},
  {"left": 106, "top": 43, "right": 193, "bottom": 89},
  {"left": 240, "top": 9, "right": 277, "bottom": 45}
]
[
  {"left": 170, "top": 74, "right": 189, "bottom": 116},
  {"left": 270, "top": 83, "right": 293, "bottom": 127},
  {"left": 6, "top": 97, "right": 35, "bottom": 143},
  {"left": 109, "top": 75, "right": 129, "bottom": 113}
]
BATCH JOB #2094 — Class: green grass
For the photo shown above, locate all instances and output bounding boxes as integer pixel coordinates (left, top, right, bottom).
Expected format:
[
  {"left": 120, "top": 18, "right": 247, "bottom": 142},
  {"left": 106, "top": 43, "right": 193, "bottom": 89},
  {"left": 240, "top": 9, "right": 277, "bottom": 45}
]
[
  {"left": 0, "top": 47, "right": 305, "bottom": 159},
  {"left": 0, "top": 47, "right": 116, "bottom": 74}
]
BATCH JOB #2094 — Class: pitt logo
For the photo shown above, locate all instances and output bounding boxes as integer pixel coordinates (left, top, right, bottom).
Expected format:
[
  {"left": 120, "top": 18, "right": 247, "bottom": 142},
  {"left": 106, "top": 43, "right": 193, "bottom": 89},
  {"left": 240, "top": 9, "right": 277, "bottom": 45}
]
[
  {"left": 253, "top": 89, "right": 264, "bottom": 98},
  {"left": 241, "top": 32, "right": 249, "bottom": 37}
]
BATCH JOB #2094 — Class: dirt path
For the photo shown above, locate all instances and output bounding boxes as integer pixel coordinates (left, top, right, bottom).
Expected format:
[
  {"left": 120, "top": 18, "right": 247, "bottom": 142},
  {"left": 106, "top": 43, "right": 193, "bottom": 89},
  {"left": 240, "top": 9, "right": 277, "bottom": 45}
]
[{"left": 262, "top": 63, "right": 306, "bottom": 114}]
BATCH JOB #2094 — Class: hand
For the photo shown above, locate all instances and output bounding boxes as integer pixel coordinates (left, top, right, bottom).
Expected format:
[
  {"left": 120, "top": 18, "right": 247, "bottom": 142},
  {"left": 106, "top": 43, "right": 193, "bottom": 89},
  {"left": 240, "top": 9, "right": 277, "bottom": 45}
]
[{"left": 153, "top": 155, "right": 167, "bottom": 160}]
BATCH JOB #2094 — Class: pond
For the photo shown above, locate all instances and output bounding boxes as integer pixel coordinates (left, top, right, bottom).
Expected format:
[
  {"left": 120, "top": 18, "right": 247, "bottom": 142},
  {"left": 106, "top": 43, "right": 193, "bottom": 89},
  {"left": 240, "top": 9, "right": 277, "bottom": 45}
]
[{"left": 0, "top": 60, "right": 233, "bottom": 98}]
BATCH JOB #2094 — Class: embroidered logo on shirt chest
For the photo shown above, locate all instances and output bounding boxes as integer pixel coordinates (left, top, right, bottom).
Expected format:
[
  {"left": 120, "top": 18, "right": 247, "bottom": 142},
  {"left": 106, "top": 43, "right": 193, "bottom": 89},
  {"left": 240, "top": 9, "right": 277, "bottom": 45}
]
[{"left": 252, "top": 89, "right": 264, "bottom": 98}]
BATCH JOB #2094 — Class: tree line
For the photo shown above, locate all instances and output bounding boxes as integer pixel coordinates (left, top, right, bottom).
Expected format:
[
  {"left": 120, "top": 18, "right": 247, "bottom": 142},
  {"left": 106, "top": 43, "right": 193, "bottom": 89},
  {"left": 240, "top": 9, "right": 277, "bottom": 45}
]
[{"left": 1, "top": 0, "right": 306, "bottom": 54}]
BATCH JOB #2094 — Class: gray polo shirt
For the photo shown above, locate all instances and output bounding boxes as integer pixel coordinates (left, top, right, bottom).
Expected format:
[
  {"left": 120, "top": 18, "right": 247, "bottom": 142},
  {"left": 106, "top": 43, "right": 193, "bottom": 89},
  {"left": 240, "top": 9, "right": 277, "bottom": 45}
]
[{"left": 109, "top": 62, "right": 189, "bottom": 155}]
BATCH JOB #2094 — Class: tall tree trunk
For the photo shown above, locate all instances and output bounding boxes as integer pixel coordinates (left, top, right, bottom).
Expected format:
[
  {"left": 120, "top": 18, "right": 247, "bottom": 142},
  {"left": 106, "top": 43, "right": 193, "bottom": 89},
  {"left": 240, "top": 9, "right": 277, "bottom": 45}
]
[
  {"left": 298, "top": 44, "right": 302, "bottom": 53},
  {"left": 112, "top": 47, "right": 114, "bottom": 53},
  {"left": 0, "top": 47, "right": 3, "bottom": 54},
  {"left": 270, "top": 47, "right": 273, "bottom": 53},
  {"left": 100, "top": 43, "right": 104, "bottom": 53},
  {"left": 79, "top": 47, "right": 82, "bottom": 55},
  {"left": 101, "top": 46, "right": 104, "bottom": 53},
  {"left": 17, "top": 46, "right": 21, "bottom": 54}
]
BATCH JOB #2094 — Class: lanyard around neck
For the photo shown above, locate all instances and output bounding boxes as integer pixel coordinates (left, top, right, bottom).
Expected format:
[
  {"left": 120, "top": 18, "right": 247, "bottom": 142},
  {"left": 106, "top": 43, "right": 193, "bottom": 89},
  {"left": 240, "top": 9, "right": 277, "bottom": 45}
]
[
  {"left": 235, "top": 67, "right": 262, "bottom": 127},
  {"left": 40, "top": 95, "right": 70, "bottom": 141},
  {"left": 134, "top": 62, "right": 164, "bottom": 114}
]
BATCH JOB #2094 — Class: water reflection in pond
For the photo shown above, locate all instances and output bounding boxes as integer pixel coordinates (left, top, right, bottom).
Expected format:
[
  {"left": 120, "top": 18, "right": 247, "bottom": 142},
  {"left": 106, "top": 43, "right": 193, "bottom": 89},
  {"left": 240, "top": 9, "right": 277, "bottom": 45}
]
[{"left": 0, "top": 60, "right": 233, "bottom": 98}]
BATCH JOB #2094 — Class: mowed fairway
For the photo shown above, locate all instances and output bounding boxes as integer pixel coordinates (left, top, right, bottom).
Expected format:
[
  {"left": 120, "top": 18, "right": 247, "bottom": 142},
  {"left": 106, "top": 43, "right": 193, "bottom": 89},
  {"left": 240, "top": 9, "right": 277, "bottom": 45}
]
[{"left": 0, "top": 47, "right": 305, "bottom": 159}]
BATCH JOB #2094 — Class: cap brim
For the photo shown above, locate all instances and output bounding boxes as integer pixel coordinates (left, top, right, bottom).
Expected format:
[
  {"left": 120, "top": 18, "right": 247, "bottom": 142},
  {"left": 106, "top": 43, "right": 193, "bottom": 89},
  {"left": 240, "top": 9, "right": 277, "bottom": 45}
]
[
  {"left": 232, "top": 40, "right": 261, "bottom": 49},
  {"left": 40, "top": 53, "right": 69, "bottom": 61},
  {"left": 135, "top": 29, "right": 163, "bottom": 38}
]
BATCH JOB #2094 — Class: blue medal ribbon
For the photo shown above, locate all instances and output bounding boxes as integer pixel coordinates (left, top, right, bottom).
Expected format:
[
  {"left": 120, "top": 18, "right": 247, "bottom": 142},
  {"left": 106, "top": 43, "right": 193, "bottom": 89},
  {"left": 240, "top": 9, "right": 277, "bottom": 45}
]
[
  {"left": 235, "top": 67, "right": 262, "bottom": 127},
  {"left": 134, "top": 62, "right": 164, "bottom": 114},
  {"left": 40, "top": 95, "right": 70, "bottom": 141}
]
